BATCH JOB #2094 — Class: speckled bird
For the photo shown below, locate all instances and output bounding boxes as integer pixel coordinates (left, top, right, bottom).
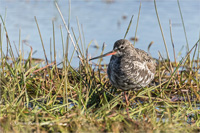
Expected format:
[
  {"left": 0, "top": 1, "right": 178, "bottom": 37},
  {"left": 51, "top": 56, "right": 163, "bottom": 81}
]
[{"left": 90, "top": 39, "right": 156, "bottom": 91}]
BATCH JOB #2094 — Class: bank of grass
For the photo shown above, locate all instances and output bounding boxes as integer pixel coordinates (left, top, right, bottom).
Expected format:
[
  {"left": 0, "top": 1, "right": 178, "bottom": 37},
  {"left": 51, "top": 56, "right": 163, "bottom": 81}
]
[{"left": 0, "top": 1, "right": 200, "bottom": 132}]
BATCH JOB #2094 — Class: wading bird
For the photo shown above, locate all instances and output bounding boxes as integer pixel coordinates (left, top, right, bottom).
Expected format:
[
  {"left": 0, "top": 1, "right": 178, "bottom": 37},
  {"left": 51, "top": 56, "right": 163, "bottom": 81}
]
[{"left": 90, "top": 39, "right": 156, "bottom": 117}]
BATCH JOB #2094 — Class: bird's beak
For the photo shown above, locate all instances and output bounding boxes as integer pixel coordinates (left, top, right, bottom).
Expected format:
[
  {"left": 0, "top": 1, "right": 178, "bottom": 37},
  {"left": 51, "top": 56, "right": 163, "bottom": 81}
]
[{"left": 89, "top": 49, "right": 117, "bottom": 61}]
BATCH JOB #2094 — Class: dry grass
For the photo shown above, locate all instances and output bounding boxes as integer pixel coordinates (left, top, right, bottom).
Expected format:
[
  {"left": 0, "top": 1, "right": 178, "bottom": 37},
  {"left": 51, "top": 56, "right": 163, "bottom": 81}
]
[{"left": 0, "top": 0, "right": 200, "bottom": 132}]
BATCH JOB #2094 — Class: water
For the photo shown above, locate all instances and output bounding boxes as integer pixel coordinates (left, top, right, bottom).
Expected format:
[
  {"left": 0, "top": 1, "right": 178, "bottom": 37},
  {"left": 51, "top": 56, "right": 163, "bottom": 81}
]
[{"left": 0, "top": 0, "right": 200, "bottom": 67}]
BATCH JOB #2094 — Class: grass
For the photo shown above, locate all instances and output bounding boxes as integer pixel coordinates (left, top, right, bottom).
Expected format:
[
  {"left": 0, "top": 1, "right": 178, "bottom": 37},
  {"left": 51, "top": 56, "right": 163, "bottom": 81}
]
[{"left": 0, "top": 1, "right": 200, "bottom": 132}]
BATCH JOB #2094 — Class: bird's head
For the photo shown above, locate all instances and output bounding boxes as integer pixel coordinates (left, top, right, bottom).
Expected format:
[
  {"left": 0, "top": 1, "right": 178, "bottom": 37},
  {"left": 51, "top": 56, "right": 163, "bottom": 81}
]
[
  {"left": 112, "top": 39, "right": 132, "bottom": 57},
  {"left": 89, "top": 39, "right": 132, "bottom": 61}
]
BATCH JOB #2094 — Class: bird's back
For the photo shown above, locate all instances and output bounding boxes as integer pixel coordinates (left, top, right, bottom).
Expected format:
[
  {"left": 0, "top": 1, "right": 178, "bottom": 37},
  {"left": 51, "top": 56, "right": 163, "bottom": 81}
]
[{"left": 107, "top": 46, "right": 156, "bottom": 91}]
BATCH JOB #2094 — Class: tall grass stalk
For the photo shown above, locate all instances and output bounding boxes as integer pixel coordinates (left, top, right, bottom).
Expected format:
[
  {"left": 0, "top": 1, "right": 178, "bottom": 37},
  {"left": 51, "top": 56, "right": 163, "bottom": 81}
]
[
  {"left": 0, "top": 1, "right": 200, "bottom": 132},
  {"left": 0, "top": 24, "right": 2, "bottom": 66},
  {"left": 55, "top": 2, "right": 82, "bottom": 62},
  {"left": 0, "top": 9, "right": 7, "bottom": 58},
  {"left": 50, "top": 38, "right": 52, "bottom": 63},
  {"left": 133, "top": 2, "right": 141, "bottom": 46},
  {"left": 52, "top": 20, "right": 56, "bottom": 65},
  {"left": 0, "top": 15, "right": 15, "bottom": 62},
  {"left": 124, "top": 15, "right": 133, "bottom": 39},
  {"left": 177, "top": 0, "right": 189, "bottom": 53},
  {"left": 76, "top": 17, "right": 85, "bottom": 59},
  {"left": 34, "top": 16, "right": 49, "bottom": 65},
  {"left": 154, "top": 0, "right": 170, "bottom": 61}
]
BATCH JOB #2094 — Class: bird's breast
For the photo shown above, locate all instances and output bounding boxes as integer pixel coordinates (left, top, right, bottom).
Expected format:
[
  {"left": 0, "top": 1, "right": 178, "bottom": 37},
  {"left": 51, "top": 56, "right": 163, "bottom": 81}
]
[{"left": 107, "top": 55, "right": 155, "bottom": 90}]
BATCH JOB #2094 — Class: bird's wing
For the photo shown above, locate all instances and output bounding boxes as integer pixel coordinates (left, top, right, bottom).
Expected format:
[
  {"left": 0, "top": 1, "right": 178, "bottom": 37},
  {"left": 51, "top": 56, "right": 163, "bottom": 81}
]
[{"left": 134, "top": 48, "right": 156, "bottom": 74}]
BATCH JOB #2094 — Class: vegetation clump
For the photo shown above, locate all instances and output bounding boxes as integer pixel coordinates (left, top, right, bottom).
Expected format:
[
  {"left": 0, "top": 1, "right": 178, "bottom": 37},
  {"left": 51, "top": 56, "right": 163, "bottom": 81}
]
[{"left": 0, "top": 1, "right": 200, "bottom": 132}]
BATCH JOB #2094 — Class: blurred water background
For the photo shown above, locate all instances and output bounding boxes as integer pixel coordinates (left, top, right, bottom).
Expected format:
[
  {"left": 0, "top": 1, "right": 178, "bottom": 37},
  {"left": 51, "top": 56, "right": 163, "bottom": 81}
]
[{"left": 0, "top": 0, "right": 199, "bottom": 67}]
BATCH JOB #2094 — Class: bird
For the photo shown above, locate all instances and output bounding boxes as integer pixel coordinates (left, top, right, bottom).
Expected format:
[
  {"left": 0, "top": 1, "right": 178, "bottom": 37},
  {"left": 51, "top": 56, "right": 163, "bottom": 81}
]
[{"left": 89, "top": 39, "right": 156, "bottom": 116}]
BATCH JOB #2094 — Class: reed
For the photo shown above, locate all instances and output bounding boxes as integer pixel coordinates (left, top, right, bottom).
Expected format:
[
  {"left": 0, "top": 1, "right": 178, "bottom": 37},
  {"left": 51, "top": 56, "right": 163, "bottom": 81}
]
[{"left": 0, "top": 1, "right": 199, "bottom": 132}]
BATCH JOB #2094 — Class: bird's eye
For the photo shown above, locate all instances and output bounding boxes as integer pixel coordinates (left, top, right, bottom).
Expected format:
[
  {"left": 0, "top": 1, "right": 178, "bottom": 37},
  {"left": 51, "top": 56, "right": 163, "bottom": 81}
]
[{"left": 119, "top": 45, "right": 124, "bottom": 49}]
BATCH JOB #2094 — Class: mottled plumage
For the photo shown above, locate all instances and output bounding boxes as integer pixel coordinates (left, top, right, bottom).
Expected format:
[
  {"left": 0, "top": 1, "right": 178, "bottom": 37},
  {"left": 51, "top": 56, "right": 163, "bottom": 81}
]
[
  {"left": 107, "top": 39, "right": 156, "bottom": 90},
  {"left": 90, "top": 39, "right": 156, "bottom": 91}
]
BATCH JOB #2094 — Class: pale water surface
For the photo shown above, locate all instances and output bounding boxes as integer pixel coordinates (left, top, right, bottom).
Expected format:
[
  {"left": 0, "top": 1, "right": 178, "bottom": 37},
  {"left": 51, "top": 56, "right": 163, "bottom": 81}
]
[{"left": 0, "top": 0, "right": 200, "bottom": 67}]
